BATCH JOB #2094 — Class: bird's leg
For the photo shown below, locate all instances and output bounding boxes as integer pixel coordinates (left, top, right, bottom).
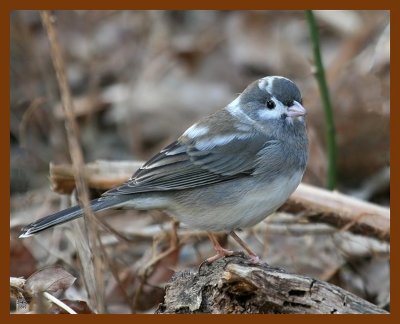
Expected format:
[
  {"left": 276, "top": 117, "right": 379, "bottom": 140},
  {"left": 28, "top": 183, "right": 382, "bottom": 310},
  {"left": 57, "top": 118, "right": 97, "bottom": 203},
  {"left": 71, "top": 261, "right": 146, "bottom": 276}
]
[
  {"left": 205, "top": 232, "right": 234, "bottom": 263},
  {"left": 229, "top": 231, "right": 260, "bottom": 263}
]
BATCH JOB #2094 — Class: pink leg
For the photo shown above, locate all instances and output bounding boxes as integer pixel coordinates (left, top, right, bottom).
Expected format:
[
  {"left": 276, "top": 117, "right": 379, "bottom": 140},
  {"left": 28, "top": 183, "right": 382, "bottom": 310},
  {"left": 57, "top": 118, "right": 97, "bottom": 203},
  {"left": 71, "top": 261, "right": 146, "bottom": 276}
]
[
  {"left": 205, "top": 232, "right": 234, "bottom": 263},
  {"left": 230, "top": 231, "right": 260, "bottom": 263}
]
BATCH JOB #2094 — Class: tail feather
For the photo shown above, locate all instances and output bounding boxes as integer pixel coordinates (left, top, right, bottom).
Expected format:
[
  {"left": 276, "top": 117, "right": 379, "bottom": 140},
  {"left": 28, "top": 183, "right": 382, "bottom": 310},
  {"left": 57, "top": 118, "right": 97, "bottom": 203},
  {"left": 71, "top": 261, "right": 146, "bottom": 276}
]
[{"left": 19, "top": 197, "right": 124, "bottom": 238}]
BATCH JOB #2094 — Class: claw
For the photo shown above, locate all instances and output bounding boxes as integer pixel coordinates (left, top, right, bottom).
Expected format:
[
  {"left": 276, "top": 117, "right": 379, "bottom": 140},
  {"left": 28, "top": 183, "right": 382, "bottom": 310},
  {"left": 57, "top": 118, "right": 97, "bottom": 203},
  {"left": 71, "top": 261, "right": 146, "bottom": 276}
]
[
  {"left": 203, "top": 232, "right": 234, "bottom": 264},
  {"left": 202, "top": 231, "right": 261, "bottom": 267},
  {"left": 205, "top": 247, "right": 234, "bottom": 264}
]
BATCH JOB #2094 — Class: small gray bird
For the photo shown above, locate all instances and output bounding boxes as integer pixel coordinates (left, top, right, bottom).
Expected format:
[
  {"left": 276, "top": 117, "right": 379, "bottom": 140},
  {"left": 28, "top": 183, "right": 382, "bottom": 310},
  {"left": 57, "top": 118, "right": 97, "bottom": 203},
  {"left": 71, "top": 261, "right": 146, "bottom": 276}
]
[{"left": 19, "top": 76, "right": 308, "bottom": 263}]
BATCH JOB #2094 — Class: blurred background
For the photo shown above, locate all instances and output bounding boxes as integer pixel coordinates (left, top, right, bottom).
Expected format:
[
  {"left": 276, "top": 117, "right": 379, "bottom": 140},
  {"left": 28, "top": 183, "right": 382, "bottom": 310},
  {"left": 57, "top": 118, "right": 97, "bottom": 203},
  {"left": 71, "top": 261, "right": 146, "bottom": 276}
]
[{"left": 10, "top": 10, "right": 390, "bottom": 313}]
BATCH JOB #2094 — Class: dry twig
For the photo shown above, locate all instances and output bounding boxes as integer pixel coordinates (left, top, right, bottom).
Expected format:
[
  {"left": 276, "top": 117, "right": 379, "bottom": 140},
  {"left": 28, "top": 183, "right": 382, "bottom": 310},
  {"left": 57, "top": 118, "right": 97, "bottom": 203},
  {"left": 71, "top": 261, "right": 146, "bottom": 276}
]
[
  {"left": 40, "top": 11, "right": 105, "bottom": 312},
  {"left": 282, "top": 183, "right": 390, "bottom": 241}
]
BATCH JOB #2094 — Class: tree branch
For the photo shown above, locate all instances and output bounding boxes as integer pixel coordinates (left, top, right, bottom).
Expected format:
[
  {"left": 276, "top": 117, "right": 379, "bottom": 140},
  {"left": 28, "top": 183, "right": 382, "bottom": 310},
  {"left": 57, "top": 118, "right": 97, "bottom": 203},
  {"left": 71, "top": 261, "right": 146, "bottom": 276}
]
[{"left": 156, "top": 255, "right": 387, "bottom": 314}]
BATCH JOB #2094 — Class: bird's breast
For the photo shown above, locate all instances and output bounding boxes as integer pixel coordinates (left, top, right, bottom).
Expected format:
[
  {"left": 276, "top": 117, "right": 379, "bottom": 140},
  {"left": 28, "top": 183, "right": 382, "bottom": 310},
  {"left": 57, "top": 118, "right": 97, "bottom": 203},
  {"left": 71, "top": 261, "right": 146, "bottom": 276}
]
[{"left": 169, "top": 170, "right": 304, "bottom": 231}]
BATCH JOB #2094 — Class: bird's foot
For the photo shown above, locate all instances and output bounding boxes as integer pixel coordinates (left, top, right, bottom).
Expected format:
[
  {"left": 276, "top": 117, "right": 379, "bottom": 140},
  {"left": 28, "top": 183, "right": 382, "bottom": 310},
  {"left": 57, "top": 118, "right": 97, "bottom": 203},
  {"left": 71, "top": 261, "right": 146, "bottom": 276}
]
[
  {"left": 206, "top": 246, "right": 235, "bottom": 264},
  {"left": 198, "top": 246, "right": 235, "bottom": 273},
  {"left": 229, "top": 230, "right": 261, "bottom": 264}
]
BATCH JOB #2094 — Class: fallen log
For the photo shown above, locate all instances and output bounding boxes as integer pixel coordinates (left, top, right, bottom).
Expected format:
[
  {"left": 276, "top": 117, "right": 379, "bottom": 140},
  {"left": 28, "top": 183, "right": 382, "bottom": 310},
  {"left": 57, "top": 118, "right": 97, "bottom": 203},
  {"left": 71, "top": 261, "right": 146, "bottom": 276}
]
[{"left": 156, "top": 255, "right": 388, "bottom": 314}]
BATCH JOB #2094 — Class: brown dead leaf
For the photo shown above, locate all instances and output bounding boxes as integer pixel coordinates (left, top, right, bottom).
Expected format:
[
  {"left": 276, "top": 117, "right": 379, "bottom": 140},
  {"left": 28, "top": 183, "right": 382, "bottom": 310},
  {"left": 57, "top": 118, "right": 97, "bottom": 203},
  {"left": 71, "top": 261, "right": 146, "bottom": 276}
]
[
  {"left": 10, "top": 238, "right": 37, "bottom": 278},
  {"left": 25, "top": 266, "right": 76, "bottom": 296}
]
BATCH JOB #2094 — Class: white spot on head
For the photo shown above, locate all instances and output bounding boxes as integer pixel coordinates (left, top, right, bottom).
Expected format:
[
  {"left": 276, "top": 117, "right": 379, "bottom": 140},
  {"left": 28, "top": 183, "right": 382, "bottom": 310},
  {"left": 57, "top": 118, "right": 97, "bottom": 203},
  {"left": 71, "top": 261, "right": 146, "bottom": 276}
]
[
  {"left": 258, "top": 76, "right": 293, "bottom": 94},
  {"left": 182, "top": 123, "right": 209, "bottom": 139},
  {"left": 258, "top": 77, "right": 270, "bottom": 92}
]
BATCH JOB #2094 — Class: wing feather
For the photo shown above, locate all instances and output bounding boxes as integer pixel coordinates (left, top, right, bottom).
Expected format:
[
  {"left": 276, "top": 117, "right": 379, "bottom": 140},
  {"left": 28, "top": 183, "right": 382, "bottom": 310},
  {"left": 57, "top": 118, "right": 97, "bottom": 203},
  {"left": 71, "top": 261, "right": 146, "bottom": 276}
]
[{"left": 102, "top": 114, "right": 276, "bottom": 197}]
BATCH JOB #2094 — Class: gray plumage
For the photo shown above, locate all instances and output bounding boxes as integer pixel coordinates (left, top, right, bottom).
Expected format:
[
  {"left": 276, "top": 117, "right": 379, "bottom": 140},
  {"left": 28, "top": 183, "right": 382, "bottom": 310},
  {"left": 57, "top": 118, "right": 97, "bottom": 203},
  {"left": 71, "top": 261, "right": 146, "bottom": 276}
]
[{"left": 19, "top": 76, "right": 308, "bottom": 238}]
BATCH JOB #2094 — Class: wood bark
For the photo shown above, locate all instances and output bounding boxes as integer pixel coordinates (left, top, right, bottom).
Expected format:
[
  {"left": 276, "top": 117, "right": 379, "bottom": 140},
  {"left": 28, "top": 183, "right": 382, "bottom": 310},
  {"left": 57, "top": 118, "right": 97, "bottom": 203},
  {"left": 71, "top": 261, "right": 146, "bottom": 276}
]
[{"left": 156, "top": 255, "right": 388, "bottom": 314}]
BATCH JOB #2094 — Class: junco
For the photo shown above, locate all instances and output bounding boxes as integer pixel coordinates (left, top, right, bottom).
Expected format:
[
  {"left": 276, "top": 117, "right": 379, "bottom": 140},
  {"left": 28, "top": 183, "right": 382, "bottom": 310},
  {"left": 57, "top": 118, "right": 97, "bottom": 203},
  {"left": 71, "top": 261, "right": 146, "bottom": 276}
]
[{"left": 20, "top": 76, "right": 308, "bottom": 263}]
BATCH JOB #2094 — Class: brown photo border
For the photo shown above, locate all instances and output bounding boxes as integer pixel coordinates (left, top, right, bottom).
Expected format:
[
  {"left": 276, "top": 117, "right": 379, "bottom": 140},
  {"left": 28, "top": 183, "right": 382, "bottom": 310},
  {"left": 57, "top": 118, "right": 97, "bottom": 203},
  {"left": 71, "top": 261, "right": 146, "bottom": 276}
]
[{"left": 2, "top": 1, "right": 396, "bottom": 323}]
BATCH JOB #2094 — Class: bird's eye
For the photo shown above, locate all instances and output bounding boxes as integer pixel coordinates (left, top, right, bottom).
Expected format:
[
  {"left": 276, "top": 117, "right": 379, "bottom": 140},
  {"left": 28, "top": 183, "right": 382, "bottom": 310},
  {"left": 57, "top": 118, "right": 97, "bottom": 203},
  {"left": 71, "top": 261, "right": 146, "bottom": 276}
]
[{"left": 266, "top": 100, "right": 275, "bottom": 109}]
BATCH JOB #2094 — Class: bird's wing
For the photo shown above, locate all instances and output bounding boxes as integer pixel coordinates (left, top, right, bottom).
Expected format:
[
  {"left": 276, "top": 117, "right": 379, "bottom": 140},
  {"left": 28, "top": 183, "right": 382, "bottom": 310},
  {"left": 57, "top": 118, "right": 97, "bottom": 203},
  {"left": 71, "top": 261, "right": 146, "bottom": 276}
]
[{"left": 102, "top": 128, "right": 277, "bottom": 196}]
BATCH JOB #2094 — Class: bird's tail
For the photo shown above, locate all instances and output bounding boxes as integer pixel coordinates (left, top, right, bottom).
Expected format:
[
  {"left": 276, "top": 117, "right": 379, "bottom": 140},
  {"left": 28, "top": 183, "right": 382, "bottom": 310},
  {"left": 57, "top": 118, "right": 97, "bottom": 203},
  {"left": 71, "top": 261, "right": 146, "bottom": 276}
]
[{"left": 19, "top": 197, "right": 126, "bottom": 238}]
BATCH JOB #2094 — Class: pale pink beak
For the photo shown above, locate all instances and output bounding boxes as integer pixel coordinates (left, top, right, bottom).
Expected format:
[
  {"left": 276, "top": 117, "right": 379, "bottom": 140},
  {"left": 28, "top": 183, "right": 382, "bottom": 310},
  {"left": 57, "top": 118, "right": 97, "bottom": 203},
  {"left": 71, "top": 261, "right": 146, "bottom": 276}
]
[{"left": 287, "top": 101, "right": 307, "bottom": 117}]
